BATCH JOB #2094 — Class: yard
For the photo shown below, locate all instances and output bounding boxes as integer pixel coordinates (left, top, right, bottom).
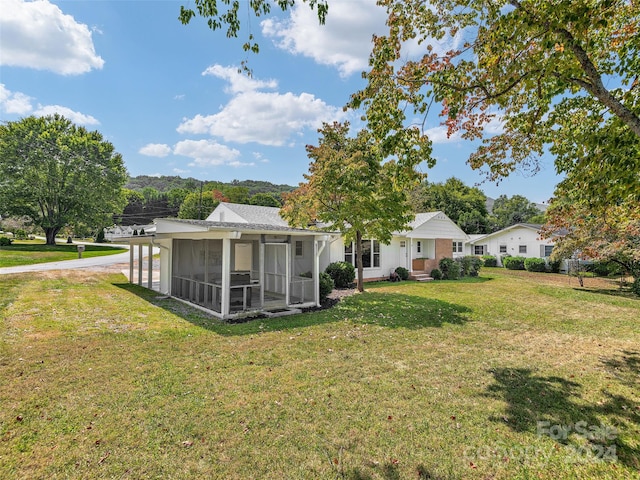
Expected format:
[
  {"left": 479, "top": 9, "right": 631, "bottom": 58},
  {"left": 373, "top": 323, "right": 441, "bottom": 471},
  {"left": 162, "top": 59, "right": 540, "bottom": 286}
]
[
  {"left": 0, "top": 241, "right": 127, "bottom": 268},
  {"left": 0, "top": 268, "right": 638, "bottom": 479}
]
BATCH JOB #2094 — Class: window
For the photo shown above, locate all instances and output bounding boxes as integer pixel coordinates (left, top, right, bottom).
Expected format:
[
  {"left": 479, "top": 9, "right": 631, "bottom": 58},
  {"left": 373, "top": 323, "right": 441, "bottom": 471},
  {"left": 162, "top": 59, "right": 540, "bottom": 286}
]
[
  {"left": 400, "top": 240, "right": 406, "bottom": 248},
  {"left": 519, "top": 245, "right": 527, "bottom": 254},
  {"left": 453, "top": 241, "right": 463, "bottom": 253},
  {"left": 417, "top": 241, "right": 422, "bottom": 254},
  {"left": 295, "top": 240, "right": 303, "bottom": 257},
  {"left": 499, "top": 245, "right": 507, "bottom": 254},
  {"left": 544, "top": 245, "right": 553, "bottom": 257},
  {"left": 344, "top": 239, "right": 380, "bottom": 268},
  {"left": 474, "top": 245, "right": 485, "bottom": 255}
]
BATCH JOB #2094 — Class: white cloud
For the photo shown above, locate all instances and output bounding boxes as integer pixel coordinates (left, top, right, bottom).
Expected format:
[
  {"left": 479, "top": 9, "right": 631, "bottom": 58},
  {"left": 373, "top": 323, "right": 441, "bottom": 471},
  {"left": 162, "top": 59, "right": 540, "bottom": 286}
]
[
  {"left": 177, "top": 91, "right": 339, "bottom": 146},
  {"left": 0, "top": 0, "right": 104, "bottom": 75},
  {"left": 173, "top": 139, "right": 243, "bottom": 167},
  {"left": 139, "top": 143, "right": 172, "bottom": 157},
  {"left": 261, "top": 1, "right": 386, "bottom": 78},
  {"left": 0, "top": 84, "right": 33, "bottom": 114},
  {"left": 33, "top": 104, "right": 100, "bottom": 125},
  {"left": 202, "top": 65, "right": 278, "bottom": 93},
  {"left": 424, "top": 125, "right": 461, "bottom": 144}
]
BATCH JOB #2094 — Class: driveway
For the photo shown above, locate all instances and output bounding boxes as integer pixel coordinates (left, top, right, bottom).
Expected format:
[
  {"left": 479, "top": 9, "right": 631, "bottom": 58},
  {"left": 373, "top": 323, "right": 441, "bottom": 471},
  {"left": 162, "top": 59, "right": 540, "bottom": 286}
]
[{"left": 0, "top": 243, "right": 159, "bottom": 275}]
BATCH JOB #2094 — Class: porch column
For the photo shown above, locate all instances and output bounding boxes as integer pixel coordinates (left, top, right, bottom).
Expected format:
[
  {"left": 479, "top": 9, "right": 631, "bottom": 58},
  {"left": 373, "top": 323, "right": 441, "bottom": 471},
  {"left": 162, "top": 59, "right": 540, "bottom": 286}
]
[
  {"left": 147, "top": 243, "right": 153, "bottom": 290},
  {"left": 259, "top": 242, "right": 265, "bottom": 307},
  {"left": 221, "top": 237, "right": 231, "bottom": 317},
  {"left": 137, "top": 243, "right": 143, "bottom": 286},
  {"left": 129, "top": 245, "right": 134, "bottom": 284},
  {"left": 313, "top": 240, "right": 320, "bottom": 307},
  {"left": 285, "top": 242, "right": 291, "bottom": 305}
]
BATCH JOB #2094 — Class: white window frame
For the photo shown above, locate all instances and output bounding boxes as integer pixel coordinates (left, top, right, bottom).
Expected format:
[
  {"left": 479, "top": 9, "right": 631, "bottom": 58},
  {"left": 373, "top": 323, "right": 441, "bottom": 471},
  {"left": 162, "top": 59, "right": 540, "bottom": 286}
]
[
  {"left": 519, "top": 245, "right": 527, "bottom": 254},
  {"left": 295, "top": 240, "right": 303, "bottom": 257},
  {"left": 499, "top": 245, "right": 507, "bottom": 254},
  {"left": 474, "top": 245, "right": 485, "bottom": 255},
  {"left": 344, "top": 239, "right": 381, "bottom": 269}
]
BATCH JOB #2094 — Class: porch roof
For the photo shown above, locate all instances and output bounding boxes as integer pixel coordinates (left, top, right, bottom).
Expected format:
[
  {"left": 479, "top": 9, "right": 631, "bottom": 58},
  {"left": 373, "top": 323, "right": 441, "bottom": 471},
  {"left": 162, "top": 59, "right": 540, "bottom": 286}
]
[{"left": 155, "top": 218, "right": 333, "bottom": 236}]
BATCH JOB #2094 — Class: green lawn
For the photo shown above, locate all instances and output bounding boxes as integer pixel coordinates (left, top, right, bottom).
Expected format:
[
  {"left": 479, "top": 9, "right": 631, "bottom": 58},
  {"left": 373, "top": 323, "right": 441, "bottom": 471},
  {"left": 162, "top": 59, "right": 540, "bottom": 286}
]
[
  {"left": 0, "top": 241, "right": 127, "bottom": 268},
  {"left": 0, "top": 268, "right": 638, "bottom": 479}
]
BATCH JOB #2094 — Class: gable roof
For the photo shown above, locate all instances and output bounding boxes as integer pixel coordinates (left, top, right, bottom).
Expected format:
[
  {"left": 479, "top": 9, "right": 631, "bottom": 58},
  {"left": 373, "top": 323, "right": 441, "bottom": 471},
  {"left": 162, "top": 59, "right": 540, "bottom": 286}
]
[
  {"left": 207, "top": 202, "right": 288, "bottom": 227},
  {"left": 156, "top": 218, "right": 330, "bottom": 236}
]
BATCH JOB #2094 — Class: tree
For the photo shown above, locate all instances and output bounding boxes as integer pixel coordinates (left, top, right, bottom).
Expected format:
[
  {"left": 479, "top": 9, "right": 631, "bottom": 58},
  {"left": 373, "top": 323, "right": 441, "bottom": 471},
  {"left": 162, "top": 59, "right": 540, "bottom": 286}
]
[
  {"left": 250, "top": 192, "right": 282, "bottom": 207},
  {"left": 281, "top": 122, "right": 421, "bottom": 292},
  {"left": 490, "top": 194, "right": 543, "bottom": 230},
  {"left": 178, "top": 189, "right": 219, "bottom": 219},
  {"left": 180, "top": 1, "right": 639, "bottom": 201},
  {"left": 0, "top": 115, "right": 128, "bottom": 245},
  {"left": 411, "top": 177, "right": 489, "bottom": 233},
  {"left": 541, "top": 197, "right": 640, "bottom": 292}
]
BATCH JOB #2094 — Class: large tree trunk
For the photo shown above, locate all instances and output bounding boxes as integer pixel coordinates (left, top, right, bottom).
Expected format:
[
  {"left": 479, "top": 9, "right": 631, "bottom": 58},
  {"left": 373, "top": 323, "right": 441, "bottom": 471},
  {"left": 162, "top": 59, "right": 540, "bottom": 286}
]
[
  {"left": 44, "top": 227, "right": 61, "bottom": 245},
  {"left": 355, "top": 230, "right": 364, "bottom": 292}
]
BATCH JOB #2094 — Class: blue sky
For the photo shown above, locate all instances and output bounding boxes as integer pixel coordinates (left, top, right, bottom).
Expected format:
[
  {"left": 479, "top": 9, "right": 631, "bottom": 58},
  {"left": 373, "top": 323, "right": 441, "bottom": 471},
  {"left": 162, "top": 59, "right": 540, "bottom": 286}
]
[{"left": 1, "top": 0, "right": 562, "bottom": 203}]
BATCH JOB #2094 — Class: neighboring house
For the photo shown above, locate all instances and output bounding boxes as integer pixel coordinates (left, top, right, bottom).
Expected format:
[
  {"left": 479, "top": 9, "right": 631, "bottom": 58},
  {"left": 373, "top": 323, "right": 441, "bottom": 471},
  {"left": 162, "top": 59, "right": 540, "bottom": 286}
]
[
  {"left": 104, "top": 224, "right": 155, "bottom": 241},
  {"left": 123, "top": 203, "right": 468, "bottom": 318},
  {"left": 465, "top": 223, "right": 555, "bottom": 266}
]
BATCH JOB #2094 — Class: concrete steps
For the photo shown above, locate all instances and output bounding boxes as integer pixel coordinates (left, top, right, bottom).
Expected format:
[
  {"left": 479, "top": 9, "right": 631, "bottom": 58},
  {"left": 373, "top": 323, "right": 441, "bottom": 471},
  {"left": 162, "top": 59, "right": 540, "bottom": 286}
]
[{"left": 410, "top": 271, "right": 434, "bottom": 282}]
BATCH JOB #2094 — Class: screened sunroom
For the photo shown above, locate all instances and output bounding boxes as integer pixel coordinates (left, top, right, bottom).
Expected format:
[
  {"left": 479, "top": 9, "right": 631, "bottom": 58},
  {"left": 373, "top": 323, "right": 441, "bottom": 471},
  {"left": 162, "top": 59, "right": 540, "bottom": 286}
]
[{"left": 145, "top": 219, "right": 332, "bottom": 320}]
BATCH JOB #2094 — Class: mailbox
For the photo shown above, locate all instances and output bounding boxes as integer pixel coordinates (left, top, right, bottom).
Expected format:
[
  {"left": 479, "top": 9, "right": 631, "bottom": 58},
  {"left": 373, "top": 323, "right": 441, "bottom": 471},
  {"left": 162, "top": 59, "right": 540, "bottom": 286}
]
[{"left": 77, "top": 244, "right": 86, "bottom": 258}]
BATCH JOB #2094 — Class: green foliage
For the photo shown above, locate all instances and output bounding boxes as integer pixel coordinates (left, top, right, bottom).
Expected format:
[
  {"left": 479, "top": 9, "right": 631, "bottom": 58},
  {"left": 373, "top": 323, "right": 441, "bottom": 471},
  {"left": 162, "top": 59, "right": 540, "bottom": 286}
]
[
  {"left": 325, "top": 261, "right": 355, "bottom": 289},
  {"left": 586, "top": 261, "right": 625, "bottom": 277},
  {"left": 0, "top": 237, "right": 12, "bottom": 247},
  {"left": 482, "top": 255, "right": 497, "bottom": 267},
  {"left": 490, "top": 195, "right": 543, "bottom": 231},
  {"left": 0, "top": 115, "right": 128, "bottom": 245},
  {"left": 282, "top": 122, "right": 423, "bottom": 292},
  {"left": 178, "top": 190, "right": 219, "bottom": 220},
  {"left": 632, "top": 277, "right": 640, "bottom": 297},
  {"left": 394, "top": 266, "right": 409, "bottom": 280},
  {"left": 548, "top": 259, "right": 562, "bottom": 274},
  {"left": 249, "top": 192, "right": 282, "bottom": 207},
  {"left": 439, "top": 257, "right": 460, "bottom": 280},
  {"left": 14, "top": 229, "right": 28, "bottom": 240},
  {"left": 430, "top": 268, "right": 442, "bottom": 280},
  {"left": 457, "top": 256, "right": 483, "bottom": 277},
  {"left": 319, "top": 272, "right": 334, "bottom": 302},
  {"left": 503, "top": 256, "right": 526, "bottom": 270},
  {"left": 411, "top": 177, "right": 489, "bottom": 234},
  {"left": 524, "top": 257, "right": 547, "bottom": 272}
]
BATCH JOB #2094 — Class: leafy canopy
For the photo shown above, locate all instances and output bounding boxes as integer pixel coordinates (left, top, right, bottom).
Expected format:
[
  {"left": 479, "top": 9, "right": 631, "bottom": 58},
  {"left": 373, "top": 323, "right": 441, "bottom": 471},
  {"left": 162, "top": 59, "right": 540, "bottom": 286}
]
[
  {"left": 0, "top": 115, "right": 128, "bottom": 245},
  {"left": 281, "top": 122, "right": 422, "bottom": 291}
]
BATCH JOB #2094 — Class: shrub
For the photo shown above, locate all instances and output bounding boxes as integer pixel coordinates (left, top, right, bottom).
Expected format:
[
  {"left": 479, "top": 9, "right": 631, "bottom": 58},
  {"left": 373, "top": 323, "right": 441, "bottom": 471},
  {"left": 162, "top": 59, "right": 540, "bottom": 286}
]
[
  {"left": 15, "top": 229, "right": 27, "bottom": 240},
  {"left": 524, "top": 257, "right": 547, "bottom": 272},
  {"left": 457, "top": 256, "right": 483, "bottom": 277},
  {"left": 631, "top": 277, "right": 640, "bottom": 297},
  {"left": 319, "top": 272, "right": 334, "bottom": 302},
  {"left": 503, "top": 256, "right": 526, "bottom": 270},
  {"left": 394, "top": 266, "right": 409, "bottom": 281},
  {"left": 482, "top": 255, "right": 497, "bottom": 267},
  {"left": 430, "top": 268, "right": 442, "bottom": 280},
  {"left": 439, "top": 257, "right": 460, "bottom": 280},
  {"left": 548, "top": 259, "right": 562, "bottom": 274},
  {"left": 325, "top": 261, "right": 355, "bottom": 288},
  {"left": 0, "top": 237, "right": 12, "bottom": 247},
  {"left": 586, "top": 261, "right": 624, "bottom": 277}
]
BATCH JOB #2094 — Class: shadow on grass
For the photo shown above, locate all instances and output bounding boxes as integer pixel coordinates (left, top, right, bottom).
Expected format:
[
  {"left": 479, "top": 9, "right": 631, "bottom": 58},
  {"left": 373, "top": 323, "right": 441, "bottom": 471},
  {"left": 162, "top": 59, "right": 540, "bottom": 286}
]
[
  {"left": 113, "top": 283, "right": 472, "bottom": 337},
  {"left": 571, "top": 286, "right": 639, "bottom": 301},
  {"left": 484, "top": 367, "right": 640, "bottom": 470}
]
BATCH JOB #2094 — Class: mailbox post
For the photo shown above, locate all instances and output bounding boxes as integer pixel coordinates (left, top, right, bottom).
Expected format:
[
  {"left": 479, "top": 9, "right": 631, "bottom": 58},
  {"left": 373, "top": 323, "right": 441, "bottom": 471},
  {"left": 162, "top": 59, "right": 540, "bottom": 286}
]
[{"left": 77, "top": 244, "right": 86, "bottom": 259}]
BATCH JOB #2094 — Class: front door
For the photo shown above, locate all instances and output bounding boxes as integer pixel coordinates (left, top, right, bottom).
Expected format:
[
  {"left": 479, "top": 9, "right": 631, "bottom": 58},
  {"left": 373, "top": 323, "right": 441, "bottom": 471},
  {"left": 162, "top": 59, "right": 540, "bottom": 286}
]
[{"left": 263, "top": 243, "right": 288, "bottom": 307}]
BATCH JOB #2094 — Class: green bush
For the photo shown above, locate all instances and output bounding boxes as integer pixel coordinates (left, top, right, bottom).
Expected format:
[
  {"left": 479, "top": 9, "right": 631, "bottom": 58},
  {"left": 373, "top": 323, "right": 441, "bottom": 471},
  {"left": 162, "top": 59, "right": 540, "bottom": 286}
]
[
  {"left": 457, "top": 256, "right": 483, "bottom": 277},
  {"left": 15, "top": 229, "right": 27, "bottom": 240},
  {"left": 482, "top": 255, "right": 497, "bottom": 267},
  {"left": 548, "top": 259, "right": 562, "bottom": 274},
  {"left": 586, "top": 261, "right": 624, "bottom": 277},
  {"left": 325, "top": 261, "right": 355, "bottom": 288},
  {"left": 524, "top": 257, "right": 547, "bottom": 272},
  {"left": 439, "top": 257, "right": 460, "bottom": 280},
  {"left": 319, "top": 272, "right": 334, "bottom": 302},
  {"left": 394, "top": 266, "right": 409, "bottom": 280},
  {"left": 503, "top": 256, "right": 526, "bottom": 270},
  {"left": 0, "top": 237, "right": 12, "bottom": 247},
  {"left": 631, "top": 277, "right": 640, "bottom": 297},
  {"left": 430, "top": 268, "right": 442, "bottom": 280}
]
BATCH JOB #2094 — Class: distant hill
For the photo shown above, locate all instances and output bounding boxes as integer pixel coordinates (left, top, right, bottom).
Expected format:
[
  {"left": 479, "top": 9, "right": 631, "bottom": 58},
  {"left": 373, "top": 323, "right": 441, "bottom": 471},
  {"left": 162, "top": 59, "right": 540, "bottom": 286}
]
[{"left": 125, "top": 175, "right": 296, "bottom": 197}]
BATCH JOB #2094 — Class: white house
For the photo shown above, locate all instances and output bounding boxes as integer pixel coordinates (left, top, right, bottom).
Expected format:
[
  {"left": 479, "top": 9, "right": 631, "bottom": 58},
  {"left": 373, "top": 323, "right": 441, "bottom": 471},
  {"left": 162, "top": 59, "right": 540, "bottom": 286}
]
[
  {"left": 465, "top": 223, "right": 555, "bottom": 266},
  {"left": 210, "top": 203, "right": 469, "bottom": 281},
  {"left": 122, "top": 203, "right": 468, "bottom": 319}
]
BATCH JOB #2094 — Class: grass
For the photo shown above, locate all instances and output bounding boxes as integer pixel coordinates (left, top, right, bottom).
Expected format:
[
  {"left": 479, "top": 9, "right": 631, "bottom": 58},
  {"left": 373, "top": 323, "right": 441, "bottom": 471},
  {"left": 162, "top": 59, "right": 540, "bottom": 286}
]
[
  {"left": 0, "top": 241, "right": 127, "bottom": 268},
  {"left": 0, "top": 268, "right": 638, "bottom": 479}
]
